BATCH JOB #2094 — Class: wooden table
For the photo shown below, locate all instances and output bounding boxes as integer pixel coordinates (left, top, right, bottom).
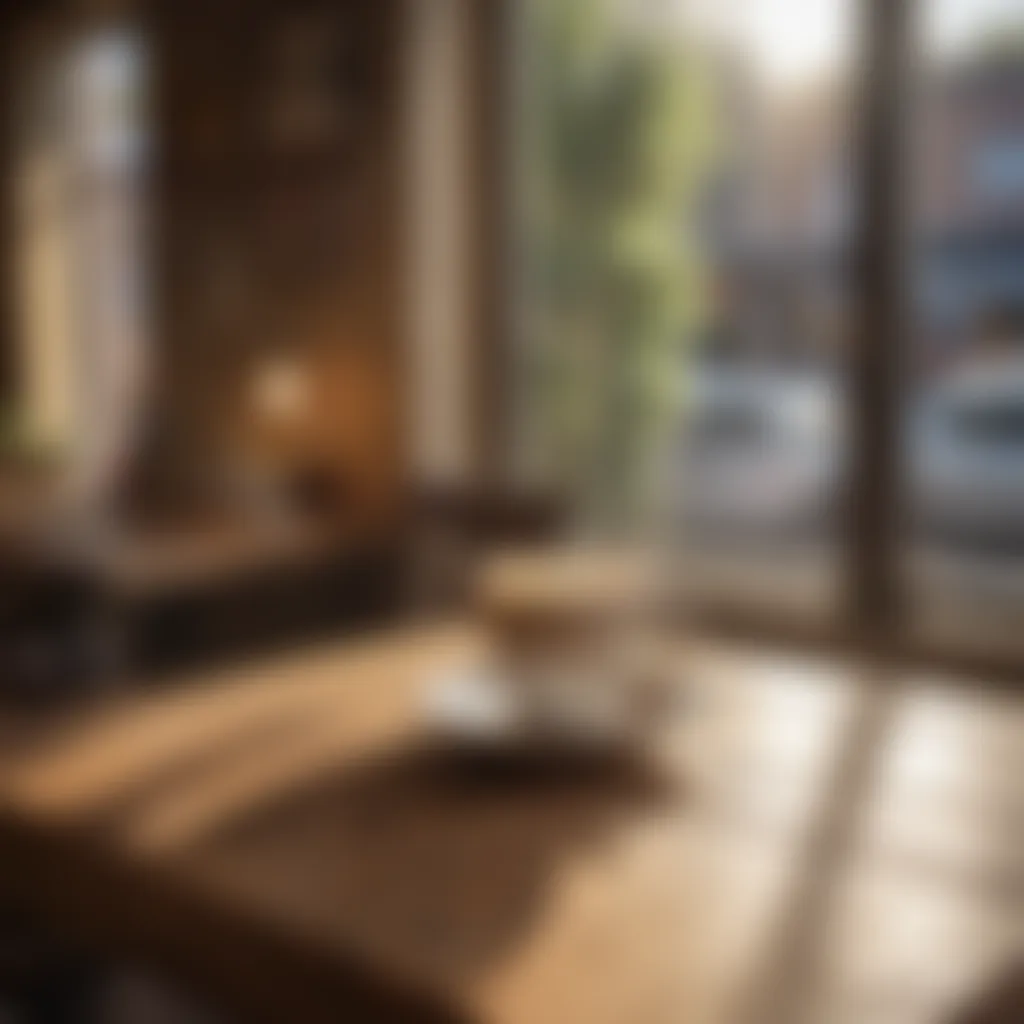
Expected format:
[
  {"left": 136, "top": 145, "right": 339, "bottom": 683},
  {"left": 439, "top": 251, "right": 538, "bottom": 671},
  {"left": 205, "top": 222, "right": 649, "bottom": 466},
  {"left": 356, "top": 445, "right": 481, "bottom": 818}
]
[{"left": 0, "top": 625, "right": 1021, "bottom": 1023}]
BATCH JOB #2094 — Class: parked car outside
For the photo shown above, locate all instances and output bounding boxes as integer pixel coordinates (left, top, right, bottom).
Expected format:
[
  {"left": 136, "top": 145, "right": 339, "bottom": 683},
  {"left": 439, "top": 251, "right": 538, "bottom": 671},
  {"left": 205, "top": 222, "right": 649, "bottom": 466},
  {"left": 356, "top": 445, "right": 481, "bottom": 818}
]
[
  {"left": 678, "top": 369, "right": 841, "bottom": 546},
  {"left": 911, "top": 359, "right": 1024, "bottom": 552}
]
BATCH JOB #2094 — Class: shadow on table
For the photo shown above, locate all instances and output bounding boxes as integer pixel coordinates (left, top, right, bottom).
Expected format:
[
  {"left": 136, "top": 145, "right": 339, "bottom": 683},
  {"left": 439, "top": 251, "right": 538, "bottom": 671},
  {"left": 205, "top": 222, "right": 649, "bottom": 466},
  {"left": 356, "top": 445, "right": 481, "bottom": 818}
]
[{"left": 191, "top": 742, "right": 680, "bottom": 981}]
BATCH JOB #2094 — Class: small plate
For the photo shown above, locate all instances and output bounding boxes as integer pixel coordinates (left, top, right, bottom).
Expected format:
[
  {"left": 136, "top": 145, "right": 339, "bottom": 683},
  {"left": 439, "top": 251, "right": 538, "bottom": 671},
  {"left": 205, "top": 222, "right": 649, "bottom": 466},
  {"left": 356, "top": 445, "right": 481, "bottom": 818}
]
[
  {"left": 425, "top": 663, "right": 527, "bottom": 746},
  {"left": 424, "top": 661, "right": 669, "bottom": 754}
]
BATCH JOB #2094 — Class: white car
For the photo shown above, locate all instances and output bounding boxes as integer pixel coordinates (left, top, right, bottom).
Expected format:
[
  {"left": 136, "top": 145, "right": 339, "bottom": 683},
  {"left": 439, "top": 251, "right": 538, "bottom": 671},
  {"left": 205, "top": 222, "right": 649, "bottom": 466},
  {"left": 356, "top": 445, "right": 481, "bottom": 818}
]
[
  {"left": 678, "top": 370, "right": 841, "bottom": 544},
  {"left": 912, "top": 361, "right": 1024, "bottom": 551}
]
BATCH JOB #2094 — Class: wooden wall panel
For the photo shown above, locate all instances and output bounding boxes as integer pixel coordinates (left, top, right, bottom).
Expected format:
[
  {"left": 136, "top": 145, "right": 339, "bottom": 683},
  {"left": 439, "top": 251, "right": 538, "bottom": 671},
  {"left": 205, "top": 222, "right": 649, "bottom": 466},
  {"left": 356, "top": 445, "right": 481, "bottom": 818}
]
[{"left": 148, "top": 0, "right": 407, "bottom": 534}]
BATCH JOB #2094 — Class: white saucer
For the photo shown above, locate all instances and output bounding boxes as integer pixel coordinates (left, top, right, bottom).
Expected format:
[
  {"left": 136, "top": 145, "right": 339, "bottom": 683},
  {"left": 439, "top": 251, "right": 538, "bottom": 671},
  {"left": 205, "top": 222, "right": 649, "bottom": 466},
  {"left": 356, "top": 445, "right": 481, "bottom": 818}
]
[
  {"left": 424, "top": 662, "right": 664, "bottom": 753},
  {"left": 425, "top": 663, "right": 526, "bottom": 745}
]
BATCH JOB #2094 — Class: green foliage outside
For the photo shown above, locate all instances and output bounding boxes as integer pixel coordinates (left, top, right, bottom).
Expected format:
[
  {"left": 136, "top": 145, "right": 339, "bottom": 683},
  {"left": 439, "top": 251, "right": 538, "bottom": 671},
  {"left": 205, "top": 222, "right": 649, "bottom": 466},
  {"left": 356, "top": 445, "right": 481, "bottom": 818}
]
[{"left": 517, "top": 0, "right": 714, "bottom": 534}]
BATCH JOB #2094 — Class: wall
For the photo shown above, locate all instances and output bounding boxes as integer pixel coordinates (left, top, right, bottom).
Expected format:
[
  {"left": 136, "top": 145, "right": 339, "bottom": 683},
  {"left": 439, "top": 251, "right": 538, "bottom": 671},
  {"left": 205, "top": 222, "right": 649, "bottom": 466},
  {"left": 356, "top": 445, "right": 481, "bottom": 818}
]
[{"left": 149, "top": 0, "right": 407, "bottom": 534}]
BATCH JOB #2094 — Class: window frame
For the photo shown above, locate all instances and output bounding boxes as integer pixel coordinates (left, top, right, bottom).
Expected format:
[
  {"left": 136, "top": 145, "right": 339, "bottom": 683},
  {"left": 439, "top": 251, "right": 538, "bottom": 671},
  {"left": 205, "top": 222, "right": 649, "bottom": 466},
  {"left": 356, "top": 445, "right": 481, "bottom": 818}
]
[{"left": 484, "top": 0, "right": 1024, "bottom": 682}]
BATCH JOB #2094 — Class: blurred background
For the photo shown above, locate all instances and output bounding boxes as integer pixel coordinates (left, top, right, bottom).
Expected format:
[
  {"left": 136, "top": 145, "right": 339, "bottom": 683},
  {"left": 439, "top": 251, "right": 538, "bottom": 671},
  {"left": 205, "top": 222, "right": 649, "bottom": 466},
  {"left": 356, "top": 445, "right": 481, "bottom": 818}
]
[
  {"left": 0, "top": 0, "right": 1021, "bottom": 1022},
  {"left": 4, "top": 0, "right": 1024, "bottom": 684}
]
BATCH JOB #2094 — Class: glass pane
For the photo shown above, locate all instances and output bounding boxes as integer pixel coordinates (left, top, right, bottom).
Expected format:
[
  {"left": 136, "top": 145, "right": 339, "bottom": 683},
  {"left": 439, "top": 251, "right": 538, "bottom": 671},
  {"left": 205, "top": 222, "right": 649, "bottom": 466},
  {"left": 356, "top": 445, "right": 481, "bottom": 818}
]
[
  {"left": 675, "top": 0, "right": 854, "bottom": 624},
  {"left": 906, "top": 0, "right": 1024, "bottom": 657},
  {"left": 11, "top": 27, "right": 149, "bottom": 511},
  {"left": 513, "top": 0, "right": 856, "bottom": 623},
  {"left": 511, "top": 0, "right": 718, "bottom": 536}
]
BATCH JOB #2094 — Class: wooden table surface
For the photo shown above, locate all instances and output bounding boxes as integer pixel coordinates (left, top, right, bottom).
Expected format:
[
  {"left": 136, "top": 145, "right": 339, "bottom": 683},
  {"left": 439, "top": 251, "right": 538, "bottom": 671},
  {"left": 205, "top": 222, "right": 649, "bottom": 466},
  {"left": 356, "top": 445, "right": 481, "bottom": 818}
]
[{"left": 0, "top": 624, "right": 1021, "bottom": 1024}]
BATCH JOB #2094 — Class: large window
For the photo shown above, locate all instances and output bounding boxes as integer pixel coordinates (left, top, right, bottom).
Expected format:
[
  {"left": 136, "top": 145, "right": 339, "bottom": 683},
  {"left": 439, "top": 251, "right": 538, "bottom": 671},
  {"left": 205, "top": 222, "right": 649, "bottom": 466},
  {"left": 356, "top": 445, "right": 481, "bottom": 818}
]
[
  {"left": 10, "top": 24, "right": 148, "bottom": 511},
  {"left": 513, "top": 0, "right": 855, "bottom": 626},
  {"left": 906, "top": 0, "right": 1024, "bottom": 659},
  {"left": 513, "top": 0, "right": 1024, "bottom": 666}
]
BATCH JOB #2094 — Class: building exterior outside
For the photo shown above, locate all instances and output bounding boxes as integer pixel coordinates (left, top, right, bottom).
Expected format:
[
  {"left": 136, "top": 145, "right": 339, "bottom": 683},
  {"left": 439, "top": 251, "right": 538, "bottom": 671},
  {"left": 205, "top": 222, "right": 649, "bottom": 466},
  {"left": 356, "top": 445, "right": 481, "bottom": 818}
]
[{"left": 702, "top": 47, "right": 1024, "bottom": 380}]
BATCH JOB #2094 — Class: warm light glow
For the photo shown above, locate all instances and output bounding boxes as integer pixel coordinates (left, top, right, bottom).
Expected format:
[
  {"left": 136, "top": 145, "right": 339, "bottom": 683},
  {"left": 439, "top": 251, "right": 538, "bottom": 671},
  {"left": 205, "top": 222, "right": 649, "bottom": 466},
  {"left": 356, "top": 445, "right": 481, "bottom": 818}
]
[{"left": 252, "top": 356, "right": 310, "bottom": 424}]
